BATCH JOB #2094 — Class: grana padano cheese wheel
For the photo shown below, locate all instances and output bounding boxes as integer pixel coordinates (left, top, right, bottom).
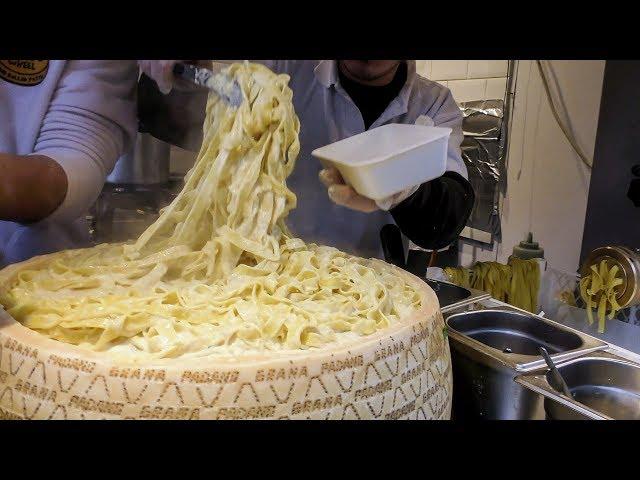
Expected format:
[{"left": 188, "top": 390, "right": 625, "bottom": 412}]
[{"left": 0, "top": 253, "right": 451, "bottom": 420}]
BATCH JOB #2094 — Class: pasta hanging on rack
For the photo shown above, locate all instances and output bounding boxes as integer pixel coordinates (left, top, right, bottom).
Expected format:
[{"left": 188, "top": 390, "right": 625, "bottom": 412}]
[
  {"left": 579, "top": 260, "right": 623, "bottom": 333},
  {"left": 444, "top": 257, "right": 540, "bottom": 313}
]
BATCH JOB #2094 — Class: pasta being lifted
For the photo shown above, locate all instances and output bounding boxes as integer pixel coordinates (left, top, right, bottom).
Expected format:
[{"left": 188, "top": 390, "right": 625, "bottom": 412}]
[{"left": 0, "top": 63, "right": 422, "bottom": 360}]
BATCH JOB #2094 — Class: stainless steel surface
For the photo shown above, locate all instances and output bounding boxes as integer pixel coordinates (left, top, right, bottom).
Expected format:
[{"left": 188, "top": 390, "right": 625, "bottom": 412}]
[
  {"left": 446, "top": 308, "right": 607, "bottom": 372},
  {"left": 448, "top": 334, "right": 543, "bottom": 419},
  {"left": 107, "top": 132, "right": 170, "bottom": 185},
  {"left": 539, "top": 346, "right": 572, "bottom": 398},
  {"left": 459, "top": 99, "right": 506, "bottom": 242},
  {"left": 173, "top": 63, "right": 243, "bottom": 107},
  {"left": 580, "top": 245, "right": 640, "bottom": 309},
  {"left": 444, "top": 305, "right": 608, "bottom": 419},
  {"left": 437, "top": 283, "right": 491, "bottom": 313},
  {"left": 516, "top": 351, "right": 640, "bottom": 420},
  {"left": 90, "top": 178, "right": 182, "bottom": 244}
]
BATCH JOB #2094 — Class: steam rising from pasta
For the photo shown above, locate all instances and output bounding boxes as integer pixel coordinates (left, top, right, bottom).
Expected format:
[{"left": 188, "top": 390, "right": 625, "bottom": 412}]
[{"left": 0, "top": 63, "right": 423, "bottom": 360}]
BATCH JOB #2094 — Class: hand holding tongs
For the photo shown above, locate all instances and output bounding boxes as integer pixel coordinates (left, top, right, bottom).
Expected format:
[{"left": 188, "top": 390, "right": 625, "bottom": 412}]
[{"left": 172, "top": 63, "right": 243, "bottom": 107}]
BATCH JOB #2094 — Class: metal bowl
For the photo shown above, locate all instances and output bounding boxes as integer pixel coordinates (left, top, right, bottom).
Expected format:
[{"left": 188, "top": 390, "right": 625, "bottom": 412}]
[
  {"left": 447, "top": 309, "right": 583, "bottom": 358},
  {"left": 544, "top": 354, "right": 640, "bottom": 420}
]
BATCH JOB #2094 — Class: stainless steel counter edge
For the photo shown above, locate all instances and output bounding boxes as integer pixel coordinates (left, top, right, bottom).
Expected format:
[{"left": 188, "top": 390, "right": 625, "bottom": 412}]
[
  {"left": 604, "top": 343, "right": 640, "bottom": 364},
  {"left": 439, "top": 287, "right": 491, "bottom": 313},
  {"left": 445, "top": 305, "right": 609, "bottom": 372}
]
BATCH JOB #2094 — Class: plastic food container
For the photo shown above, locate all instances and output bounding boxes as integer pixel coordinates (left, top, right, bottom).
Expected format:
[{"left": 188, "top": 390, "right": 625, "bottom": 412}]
[{"left": 311, "top": 124, "right": 452, "bottom": 200}]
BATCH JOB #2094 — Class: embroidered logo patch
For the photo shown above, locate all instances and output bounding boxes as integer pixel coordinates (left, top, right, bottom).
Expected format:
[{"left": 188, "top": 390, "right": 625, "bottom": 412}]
[{"left": 0, "top": 60, "right": 49, "bottom": 86}]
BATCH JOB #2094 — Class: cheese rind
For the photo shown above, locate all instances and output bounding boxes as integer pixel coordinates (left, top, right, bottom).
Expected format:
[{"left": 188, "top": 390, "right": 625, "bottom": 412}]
[{"left": 0, "top": 254, "right": 451, "bottom": 420}]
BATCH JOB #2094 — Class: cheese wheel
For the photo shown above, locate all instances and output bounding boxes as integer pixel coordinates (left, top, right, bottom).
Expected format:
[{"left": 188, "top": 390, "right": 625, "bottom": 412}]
[{"left": 0, "top": 253, "right": 452, "bottom": 420}]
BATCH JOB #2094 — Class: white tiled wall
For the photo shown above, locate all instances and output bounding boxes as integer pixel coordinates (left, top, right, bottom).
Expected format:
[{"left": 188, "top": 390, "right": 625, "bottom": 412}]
[
  {"left": 416, "top": 60, "right": 509, "bottom": 103},
  {"left": 430, "top": 60, "right": 469, "bottom": 81},
  {"left": 467, "top": 60, "right": 508, "bottom": 79},
  {"left": 485, "top": 77, "right": 508, "bottom": 100}
]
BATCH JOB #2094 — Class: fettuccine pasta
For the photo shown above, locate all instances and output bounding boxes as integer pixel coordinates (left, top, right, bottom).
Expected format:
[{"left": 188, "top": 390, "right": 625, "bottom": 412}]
[
  {"left": 0, "top": 62, "right": 422, "bottom": 360},
  {"left": 579, "top": 260, "right": 623, "bottom": 333},
  {"left": 445, "top": 257, "right": 540, "bottom": 312}
]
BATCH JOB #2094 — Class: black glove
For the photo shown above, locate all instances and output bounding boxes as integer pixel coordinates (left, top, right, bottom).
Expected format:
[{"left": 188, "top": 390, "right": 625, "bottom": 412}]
[{"left": 390, "top": 171, "right": 475, "bottom": 251}]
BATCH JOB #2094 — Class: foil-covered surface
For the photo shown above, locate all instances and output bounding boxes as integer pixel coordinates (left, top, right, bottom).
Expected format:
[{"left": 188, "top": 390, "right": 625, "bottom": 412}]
[{"left": 460, "top": 100, "right": 506, "bottom": 240}]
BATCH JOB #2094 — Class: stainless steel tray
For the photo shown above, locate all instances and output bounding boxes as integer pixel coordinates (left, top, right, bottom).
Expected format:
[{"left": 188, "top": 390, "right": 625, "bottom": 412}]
[
  {"left": 515, "top": 350, "right": 640, "bottom": 420},
  {"left": 425, "top": 279, "right": 490, "bottom": 313},
  {"left": 444, "top": 304, "right": 608, "bottom": 373}
]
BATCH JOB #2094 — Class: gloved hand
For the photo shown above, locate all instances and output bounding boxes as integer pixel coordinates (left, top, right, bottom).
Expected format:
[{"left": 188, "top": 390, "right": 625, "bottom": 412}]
[
  {"left": 138, "top": 60, "right": 179, "bottom": 94},
  {"left": 319, "top": 167, "right": 378, "bottom": 213},
  {"left": 414, "top": 114, "right": 435, "bottom": 127},
  {"left": 319, "top": 116, "right": 437, "bottom": 213},
  {"left": 319, "top": 166, "right": 422, "bottom": 213}
]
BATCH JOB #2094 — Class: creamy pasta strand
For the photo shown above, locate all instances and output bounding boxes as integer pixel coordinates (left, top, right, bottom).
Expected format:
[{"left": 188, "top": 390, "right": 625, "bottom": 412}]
[{"left": 0, "top": 62, "right": 423, "bottom": 360}]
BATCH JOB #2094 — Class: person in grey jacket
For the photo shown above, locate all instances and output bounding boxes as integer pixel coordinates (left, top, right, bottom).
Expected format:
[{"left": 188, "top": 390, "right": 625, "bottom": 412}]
[
  {"left": 0, "top": 60, "right": 138, "bottom": 267},
  {"left": 139, "top": 60, "right": 474, "bottom": 260}
]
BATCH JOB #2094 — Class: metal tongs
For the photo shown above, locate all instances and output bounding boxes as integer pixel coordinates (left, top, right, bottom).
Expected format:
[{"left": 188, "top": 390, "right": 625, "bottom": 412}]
[
  {"left": 539, "top": 346, "right": 574, "bottom": 399},
  {"left": 172, "top": 63, "right": 243, "bottom": 107}
]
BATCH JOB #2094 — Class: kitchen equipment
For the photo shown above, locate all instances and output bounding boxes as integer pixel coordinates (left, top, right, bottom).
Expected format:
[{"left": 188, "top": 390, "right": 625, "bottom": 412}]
[
  {"left": 378, "top": 224, "right": 490, "bottom": 310},
  {"left": 512, "top": 232, "right": 544, "bottom": 261},
  {"left": 427, "top": 280, "right": 490, "bottom": 313},
  {"left": 516, "top": 351, "right": 640, "bottom": 420},
  {"left": 405, "top": 244, "right": 434, "bottom": 279},
  {"left": 426, "top": 280, "right": 471, "bottom": 307},
  {"left": 137, "top": 72, "right": 207, "bottom": 152},
  {"left": 458, "top": 98, "right": 508, "bottom": 245},
  {"left": 172, "top": 63, "right": 243, "bottom": 107},
  {"left": 580, "top": 245, "right": 640, "bottom": 310},
  {"left": 107, "top": 131, "right": 170, "bottom": 185},
  {"left": 539, "top": 346, "right": 573, "bottom": 398},
  {"left": 444, "top": 305, "right": 607, "bottom": 419},
  {"left": 511, "top": 231, "right": 547, "bottom": 275},
  {"left": 380, "top": 224, "right": 406, "bottom": 268},
  {"left": 311, "top": 124, "right": 451, "bottom": 201}
]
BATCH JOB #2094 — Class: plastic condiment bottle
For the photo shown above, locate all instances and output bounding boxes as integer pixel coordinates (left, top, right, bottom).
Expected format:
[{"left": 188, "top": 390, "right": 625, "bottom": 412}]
[{"left": 510, "top": 232, "right": 547, "bottom": 272}]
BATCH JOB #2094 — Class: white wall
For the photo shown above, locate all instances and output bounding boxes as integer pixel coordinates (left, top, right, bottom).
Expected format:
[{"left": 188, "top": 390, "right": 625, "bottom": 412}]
[
  {"left": 459, "top": 60, "right": 606, "bottom": 274},
  {"left": 416, "top": 60, "right": 509, "bottom": 101}
]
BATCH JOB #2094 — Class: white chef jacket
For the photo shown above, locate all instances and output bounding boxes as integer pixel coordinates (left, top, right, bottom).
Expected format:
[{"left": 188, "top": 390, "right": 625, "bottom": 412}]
[
  {"left": 0, "top": 60, "right": 137, "bottom": 268},
  {"left": 259, "top": 60, "right": 467, "bottom": 259}
]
